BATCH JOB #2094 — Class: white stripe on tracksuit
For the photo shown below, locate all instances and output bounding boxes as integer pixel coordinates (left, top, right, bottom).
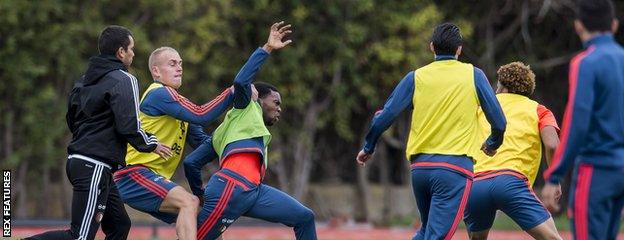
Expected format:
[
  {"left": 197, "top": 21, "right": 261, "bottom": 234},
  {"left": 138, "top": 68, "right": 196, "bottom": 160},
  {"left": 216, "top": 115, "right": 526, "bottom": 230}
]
[
  {"left": 120, "top": 70, "right": 158, "bottom": 146},
  {"left": 77, "top": 164, "right": 103, "bottom": 240}
]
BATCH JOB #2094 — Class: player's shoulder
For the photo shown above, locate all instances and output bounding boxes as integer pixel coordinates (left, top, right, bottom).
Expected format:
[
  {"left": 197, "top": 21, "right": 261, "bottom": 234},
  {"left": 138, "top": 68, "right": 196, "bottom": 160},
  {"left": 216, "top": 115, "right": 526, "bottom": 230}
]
[
  {"left": 107, "top": 69, "right": 136, "bottom": 83},
  {"left": 142, "top": 84, "right": 177, "bottom": 106}
]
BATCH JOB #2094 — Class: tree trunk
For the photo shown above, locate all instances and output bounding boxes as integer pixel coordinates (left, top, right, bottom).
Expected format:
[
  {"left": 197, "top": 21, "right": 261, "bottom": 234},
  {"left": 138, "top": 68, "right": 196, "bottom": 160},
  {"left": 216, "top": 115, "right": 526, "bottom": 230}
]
[
  {"left": 2, "top": 110, "right": 13, "bottom": 162},
  {"left": 291, "top": 103, "right": 321, "bottom": 200},
  {"left": 378, "top": 141, "right": 392, "bottom": 225},
  {"left": 40, "top": 163, "right": 51, "bottom": 217},
  {"left": 290, "top": 62, "right": 342, "bottom": 200},
  {"left": 271, "top": 138, "right": 290, "bottom": 191},
  {"left": 354, "top": 163, "right": 371, "bottom": 222},
  {"left": 15, "top": 161, "right": 29, "bottom": 218}
]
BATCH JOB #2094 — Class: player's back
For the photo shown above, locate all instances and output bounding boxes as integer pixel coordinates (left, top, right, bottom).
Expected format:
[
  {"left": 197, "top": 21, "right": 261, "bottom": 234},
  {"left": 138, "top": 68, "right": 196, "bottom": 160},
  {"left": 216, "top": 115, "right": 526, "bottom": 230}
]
[
  {"left": 406, "top": 59, "right": 480, "bottom": 158},
  {"left": 473, "top": 94, "right": 542, "bottom": 183},
  {"left": 575, "top": 34, "right": 624, "bottom": 166}
]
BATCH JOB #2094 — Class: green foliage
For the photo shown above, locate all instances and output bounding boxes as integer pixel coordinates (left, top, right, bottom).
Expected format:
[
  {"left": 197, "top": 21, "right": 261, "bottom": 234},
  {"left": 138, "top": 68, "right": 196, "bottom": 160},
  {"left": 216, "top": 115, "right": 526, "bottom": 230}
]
[{"left": 1, "top": 0, "right": 457, "bottom": 216}]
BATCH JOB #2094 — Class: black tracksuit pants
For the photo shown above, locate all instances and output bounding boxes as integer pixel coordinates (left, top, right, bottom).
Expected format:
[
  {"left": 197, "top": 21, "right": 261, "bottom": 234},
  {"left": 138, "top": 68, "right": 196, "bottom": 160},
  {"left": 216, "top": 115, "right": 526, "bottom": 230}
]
[{"left": 26, "top": 155, "right": 130, "bottom": 240}]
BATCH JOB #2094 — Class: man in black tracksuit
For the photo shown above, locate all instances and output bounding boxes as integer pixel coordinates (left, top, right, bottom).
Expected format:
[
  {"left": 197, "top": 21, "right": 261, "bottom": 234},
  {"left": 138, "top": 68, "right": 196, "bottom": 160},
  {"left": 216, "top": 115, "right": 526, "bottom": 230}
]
[{"left": 27, "top": 25, "right": 172, "bottom": 240}]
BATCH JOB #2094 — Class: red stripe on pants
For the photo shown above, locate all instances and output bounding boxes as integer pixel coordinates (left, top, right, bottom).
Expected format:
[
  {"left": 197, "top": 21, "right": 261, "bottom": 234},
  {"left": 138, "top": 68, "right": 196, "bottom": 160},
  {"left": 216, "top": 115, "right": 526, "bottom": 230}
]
[
  {"left": 444, "top": 178, "right": 472, "bottom": 240},
  {"left": 198, "top": 181, "right": 235, "bottom": 239},
  {"left": 129, "top": 172, "right": 167, "bottom": 198},
  {"left": 574, "top": 164, "right": 593, "bottom": 240}
]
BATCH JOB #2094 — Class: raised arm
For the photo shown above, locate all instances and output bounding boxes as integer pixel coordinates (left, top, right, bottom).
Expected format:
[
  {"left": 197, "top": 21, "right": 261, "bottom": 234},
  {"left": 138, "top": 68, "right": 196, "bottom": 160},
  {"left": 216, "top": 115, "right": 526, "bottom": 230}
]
[
  {"left": 474, "top": 67, "right": 506, "bottom": 156},
  {"left": 233, "top": 21, "right": 293, "bottom": 109},
  {"left": 356, "top": 72, "right": 415, "bottom": 166}
]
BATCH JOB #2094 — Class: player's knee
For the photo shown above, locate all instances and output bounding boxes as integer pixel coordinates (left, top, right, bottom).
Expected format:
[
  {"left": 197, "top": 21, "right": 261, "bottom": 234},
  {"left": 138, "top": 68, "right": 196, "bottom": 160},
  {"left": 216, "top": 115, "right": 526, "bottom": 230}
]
[
  {"left": 182, "top": 156, "right": 194, "bottom": 169},
  {"left": 121, "top": 221, "right": 132, "bottom": 234},
  {"left": 115, "top": 214, "right": 132, "bottom": 233},
  {"left": 180, "top": 194, "right": 200, "bottom": 211},
  {"left": 297, "top": 207, "right": 315, "bottom": 224}
]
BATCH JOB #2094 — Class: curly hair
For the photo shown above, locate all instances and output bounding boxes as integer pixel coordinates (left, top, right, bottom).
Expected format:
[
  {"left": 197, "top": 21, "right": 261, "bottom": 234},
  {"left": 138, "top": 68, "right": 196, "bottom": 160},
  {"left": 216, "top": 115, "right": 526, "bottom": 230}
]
[{"left": 497, "top": 61, "right": 536, "bottom": 96}]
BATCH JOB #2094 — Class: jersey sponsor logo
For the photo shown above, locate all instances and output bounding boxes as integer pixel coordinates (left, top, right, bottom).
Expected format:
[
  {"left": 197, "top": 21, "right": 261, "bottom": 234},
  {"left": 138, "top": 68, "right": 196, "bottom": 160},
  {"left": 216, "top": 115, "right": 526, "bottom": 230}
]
[
  {"left": 171, "top": 142, "right": 183, "bottom": 156},
  {"left": 153, "top": 176, "right": 164, "bottom": 182}
]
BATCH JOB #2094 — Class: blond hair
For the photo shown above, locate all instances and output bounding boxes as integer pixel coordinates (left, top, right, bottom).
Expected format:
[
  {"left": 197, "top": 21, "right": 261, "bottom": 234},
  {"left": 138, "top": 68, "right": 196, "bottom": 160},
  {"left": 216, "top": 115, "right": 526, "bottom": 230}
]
[{"left": 148, "top": 46, "right": 178, "bottom": 68}]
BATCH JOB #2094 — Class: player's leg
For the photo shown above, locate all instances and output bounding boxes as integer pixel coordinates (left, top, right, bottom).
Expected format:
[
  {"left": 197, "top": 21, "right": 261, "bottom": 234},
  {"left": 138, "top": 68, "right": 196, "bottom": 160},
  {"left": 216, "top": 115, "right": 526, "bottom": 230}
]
[
  {"left": 569, "top": 163, "right": 613, "bottom": 240},
  {"left": 159, "top": 186, "right": 200, "bottom": 240},
  {"left": 526, "top": 218, "right": 561, "bottom": 240},
  {"left": 410, "top": 168, "right": 432, "bottom": 240},
  {"left": 463, "top": 178, "right": 497, "bottom": 240},
  {"left": 197, "top": 171, "right": 252, "bottom": 240},
  {"left": 26, "top": 158, "right": 110, "bottom": 240},
  {"left": 100, "top": 182, "right": 131, "bottom": 239},
  {"left": 243, "top": 184, "right": 317, "bottom": 240},
  {"left": 606, "top": 190, "right": 624, "bottom": 240},
  {"left": 113, "top": 166, "right": 179, "bottom": 225},
  {"left": 491, "top": 174, "right": 561, "bottom": 240},
  {"left": 420, "top": 168, "right": 472, "bottom": 240}
]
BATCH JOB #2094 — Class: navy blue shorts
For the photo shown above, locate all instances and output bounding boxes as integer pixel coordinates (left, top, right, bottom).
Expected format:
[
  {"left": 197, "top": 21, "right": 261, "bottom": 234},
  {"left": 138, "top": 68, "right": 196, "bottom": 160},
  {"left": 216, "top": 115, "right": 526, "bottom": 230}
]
[
  {"left": 113, "top": 165, "right": 178, "bottom": 224},
  {"left": 464, "top": 170, "right": 550, "bottom": 231}
]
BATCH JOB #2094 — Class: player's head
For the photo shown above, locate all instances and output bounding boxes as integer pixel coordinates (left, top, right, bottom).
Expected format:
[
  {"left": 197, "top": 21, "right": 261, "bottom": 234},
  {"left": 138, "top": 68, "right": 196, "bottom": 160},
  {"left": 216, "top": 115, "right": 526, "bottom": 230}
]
[
  {"left": 98, "top": 25, "right": 134, "bottom": 67},
  {"left": 149, "top": 47, "right": 183, "bottom": 89},
  {"left": 255, "top": 82, "right": 281, "bottom": 126},
  {"left": 495, "top": 61, "right": 536, "bottom": 96},
  {"left": 430, "top": 23, "right": 463, "bottom": 57},
  {"left": 574, "top": 0, "right": 619, "bottom": 39}
]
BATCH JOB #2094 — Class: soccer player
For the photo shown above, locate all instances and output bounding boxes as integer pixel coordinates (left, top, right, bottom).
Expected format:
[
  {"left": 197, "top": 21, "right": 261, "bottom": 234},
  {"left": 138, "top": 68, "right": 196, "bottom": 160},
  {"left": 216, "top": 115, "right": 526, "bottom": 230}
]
[
  {"left": 111, "top": 45, "right": 235, "bottom": 240},
  {"left": 184, "top": 23, "right": 317, "bottom": 240},
  {"left": 463, "top": 62, "right": 562, "bottom": 240},
  {"left": 356, "top": 23, "right": 506, "bottom": 239},
  {"left": 541, "top": 0, "right": 624, "bottom": 239},
  {"left": 26, "top": 26, "right": 171, "bottom": 240}
]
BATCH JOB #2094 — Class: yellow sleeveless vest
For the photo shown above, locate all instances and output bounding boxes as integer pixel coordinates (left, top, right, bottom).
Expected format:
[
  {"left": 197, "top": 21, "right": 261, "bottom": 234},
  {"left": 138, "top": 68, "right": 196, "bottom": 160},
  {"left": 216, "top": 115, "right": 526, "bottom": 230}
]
[
  {"left": 473, "top": 93, "right": 542, "bottom": 185},
  {"left": 406, "top": 60, "right": 480, "bottom": 160},
  {"left": 125, "top": 83, "right": 189, "bottom": 179}
]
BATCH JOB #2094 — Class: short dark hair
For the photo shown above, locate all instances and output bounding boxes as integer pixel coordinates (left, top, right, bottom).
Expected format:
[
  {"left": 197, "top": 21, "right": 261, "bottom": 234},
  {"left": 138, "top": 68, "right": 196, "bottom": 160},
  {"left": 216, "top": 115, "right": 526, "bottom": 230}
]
[
  {"left": 431, "top": 23, "right": 462, "bottom": 55},
  {"left": 576, "top": 0, "right": 616, "bottom": 32},
  {"left": 255, "top": 82, "right": 279, "bottom": 99},
  {"left": 98, "top": 25, "right": 133, "bottom": 55}
]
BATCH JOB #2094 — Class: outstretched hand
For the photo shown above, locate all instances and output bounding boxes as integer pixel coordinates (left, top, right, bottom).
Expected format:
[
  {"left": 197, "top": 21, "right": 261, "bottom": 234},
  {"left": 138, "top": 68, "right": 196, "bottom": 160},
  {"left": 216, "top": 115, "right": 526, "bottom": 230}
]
[{"left": 262, "top": 21, "right": 293, "bottom": 53}]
